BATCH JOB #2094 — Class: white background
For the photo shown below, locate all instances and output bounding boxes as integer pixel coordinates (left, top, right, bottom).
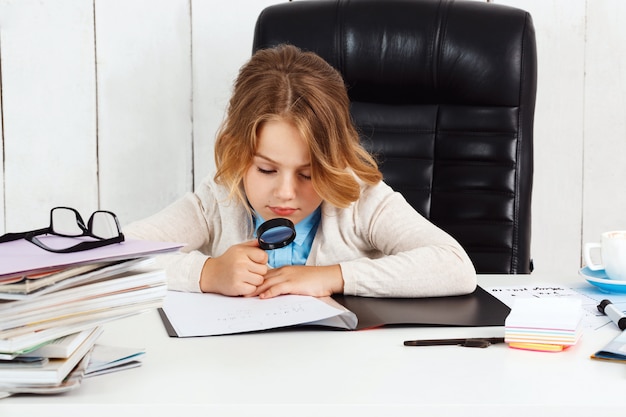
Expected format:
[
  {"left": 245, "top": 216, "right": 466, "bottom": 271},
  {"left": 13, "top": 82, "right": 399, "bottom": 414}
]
[{"left": 0, "top": 0, "right": 623, "bottom": 276}]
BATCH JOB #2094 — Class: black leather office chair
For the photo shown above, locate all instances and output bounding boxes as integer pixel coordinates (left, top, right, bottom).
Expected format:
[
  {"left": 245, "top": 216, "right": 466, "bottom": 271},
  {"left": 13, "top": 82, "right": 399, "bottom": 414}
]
[{"left": 253, "top": 0, "right": 537, "bottom": 274}]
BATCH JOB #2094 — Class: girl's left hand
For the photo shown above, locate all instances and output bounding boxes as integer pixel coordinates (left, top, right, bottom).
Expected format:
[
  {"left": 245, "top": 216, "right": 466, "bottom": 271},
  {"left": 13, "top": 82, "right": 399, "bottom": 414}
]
[{"left": 250, "top": 264, "right": 344, "bottom": 299}]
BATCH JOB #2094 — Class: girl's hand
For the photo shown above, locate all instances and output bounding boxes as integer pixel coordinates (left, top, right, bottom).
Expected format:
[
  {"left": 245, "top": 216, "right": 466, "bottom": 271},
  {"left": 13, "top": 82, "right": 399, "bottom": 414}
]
[
  {"left": 250, "top": 264, "right": 344, "bottom": 299},
  {"left": 200, "top": 240, "right": 268, "bottom": 296}
]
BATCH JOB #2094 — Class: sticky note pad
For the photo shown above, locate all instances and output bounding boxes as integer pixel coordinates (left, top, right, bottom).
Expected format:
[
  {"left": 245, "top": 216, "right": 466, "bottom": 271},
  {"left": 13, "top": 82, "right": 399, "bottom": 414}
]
[
  {"left": 508, "top": 342, "right": 567, "bottom": 352},
  {"left": 504, "top": 298, "right": 583, "bottom": 348}
]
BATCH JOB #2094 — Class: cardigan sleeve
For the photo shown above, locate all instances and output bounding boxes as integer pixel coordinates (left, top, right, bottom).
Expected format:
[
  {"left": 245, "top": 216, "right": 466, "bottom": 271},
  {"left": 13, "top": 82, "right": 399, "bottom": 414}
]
[
  {"left": 123, "top": 184, "right": 217, "bottom": 293},
  {"left": 337, "top": 183, "right": 477, "bottom": 298}
]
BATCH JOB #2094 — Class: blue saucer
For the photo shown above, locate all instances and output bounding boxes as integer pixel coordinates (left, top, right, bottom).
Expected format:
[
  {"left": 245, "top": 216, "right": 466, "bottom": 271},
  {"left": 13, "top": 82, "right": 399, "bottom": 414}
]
[{"left": 579, "top": 267, "right": 626, "bottom": 293}]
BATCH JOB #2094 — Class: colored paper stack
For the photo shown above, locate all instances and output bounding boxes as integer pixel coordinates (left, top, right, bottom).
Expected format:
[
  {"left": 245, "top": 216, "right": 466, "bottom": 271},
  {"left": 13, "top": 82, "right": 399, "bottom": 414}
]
[
  {"left": 504, "top": 298, "right": 584, "bottom": 352},
  {"left": 0, "top": 237, "right": 181, "bottom": 396}
]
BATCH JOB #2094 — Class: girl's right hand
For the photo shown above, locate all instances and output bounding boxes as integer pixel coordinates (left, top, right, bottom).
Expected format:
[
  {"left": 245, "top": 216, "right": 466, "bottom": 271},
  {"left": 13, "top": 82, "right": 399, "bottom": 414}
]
[{"left": 199, "top": 240, "right": 269, "bottom": 296}]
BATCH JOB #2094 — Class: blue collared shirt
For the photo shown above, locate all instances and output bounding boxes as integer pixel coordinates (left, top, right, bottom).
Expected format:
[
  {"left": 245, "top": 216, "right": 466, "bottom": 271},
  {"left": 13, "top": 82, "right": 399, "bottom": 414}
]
[{"left": 253, "top": 207, "right": 321, "bottom": 268}]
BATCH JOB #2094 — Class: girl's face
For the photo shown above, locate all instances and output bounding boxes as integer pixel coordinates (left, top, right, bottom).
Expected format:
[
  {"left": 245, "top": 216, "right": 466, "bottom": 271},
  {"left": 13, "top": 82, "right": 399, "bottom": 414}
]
[{"left": 243, "top": 119, "right": 323, "bottom": 225}]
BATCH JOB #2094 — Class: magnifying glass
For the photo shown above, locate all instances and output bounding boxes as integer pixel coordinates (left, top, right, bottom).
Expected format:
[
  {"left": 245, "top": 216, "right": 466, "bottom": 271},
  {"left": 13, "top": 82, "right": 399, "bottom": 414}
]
[{"left": 256, "top": 218, "right": 296, "bottom": 250}]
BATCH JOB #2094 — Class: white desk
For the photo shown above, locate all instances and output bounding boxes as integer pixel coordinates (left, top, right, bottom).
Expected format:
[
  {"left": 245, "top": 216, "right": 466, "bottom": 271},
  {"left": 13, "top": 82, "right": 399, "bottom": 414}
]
[{"left": 2, "top": 273, "right": 625, "bottom": 416}]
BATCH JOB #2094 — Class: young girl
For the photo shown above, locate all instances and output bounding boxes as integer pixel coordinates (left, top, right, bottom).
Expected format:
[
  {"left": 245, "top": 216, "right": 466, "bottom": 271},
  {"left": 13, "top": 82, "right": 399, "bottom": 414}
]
[{"left": 124, "top": 44, "right": 476, "bottom": 299}]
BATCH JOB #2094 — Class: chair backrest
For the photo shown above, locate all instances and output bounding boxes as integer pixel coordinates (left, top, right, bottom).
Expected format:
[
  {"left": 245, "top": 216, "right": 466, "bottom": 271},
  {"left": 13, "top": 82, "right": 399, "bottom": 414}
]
[{"left": 252, "top": 0, "right": 537, "bottom": 274}]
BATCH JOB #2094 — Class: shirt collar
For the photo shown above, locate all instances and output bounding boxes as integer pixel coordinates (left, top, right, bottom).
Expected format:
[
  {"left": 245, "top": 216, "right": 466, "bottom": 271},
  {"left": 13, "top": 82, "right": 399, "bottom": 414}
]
[{"left": 292, "top": 206, "right": 321, "bottom": 245}]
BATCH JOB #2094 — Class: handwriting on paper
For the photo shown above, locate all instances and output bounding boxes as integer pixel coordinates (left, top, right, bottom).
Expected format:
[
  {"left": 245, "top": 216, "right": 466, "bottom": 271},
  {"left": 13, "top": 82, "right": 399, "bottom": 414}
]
[
  {"left": 162, "top": 291, "right": 346, "bottom": 336},
  {"left": 485, "top": 283, "right": 617, "bottom": 330}
]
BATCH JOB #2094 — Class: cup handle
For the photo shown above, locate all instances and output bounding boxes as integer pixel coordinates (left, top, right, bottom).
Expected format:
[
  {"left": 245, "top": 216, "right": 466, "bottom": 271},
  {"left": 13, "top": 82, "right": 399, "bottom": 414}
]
[{"left": 584, "top": 242, "right": 604, "bottom": 270}]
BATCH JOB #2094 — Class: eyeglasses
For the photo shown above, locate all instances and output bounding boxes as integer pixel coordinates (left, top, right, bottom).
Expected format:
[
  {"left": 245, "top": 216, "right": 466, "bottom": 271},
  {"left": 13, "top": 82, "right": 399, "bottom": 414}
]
[{"left": 0, "top": 207, "right": 125, "bottom": 253}]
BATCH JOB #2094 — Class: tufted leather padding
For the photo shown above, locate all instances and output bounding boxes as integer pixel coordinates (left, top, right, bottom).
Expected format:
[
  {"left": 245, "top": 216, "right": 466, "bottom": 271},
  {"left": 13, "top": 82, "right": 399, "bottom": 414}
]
[{"left": 253, "top": 0, "right": 536, "bottom": 274}]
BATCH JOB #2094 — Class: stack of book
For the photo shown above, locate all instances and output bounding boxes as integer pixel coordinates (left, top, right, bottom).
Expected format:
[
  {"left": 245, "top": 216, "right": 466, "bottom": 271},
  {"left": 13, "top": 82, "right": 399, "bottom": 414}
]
[
  {"left": 592, "top": 328, "right": 626, "bottom": 363},
  {"left": 0, "top": 236, "right": 181, "bottom": 396},
  {"left": 504, "top": 297, "right": 584, "bottom": 352}
]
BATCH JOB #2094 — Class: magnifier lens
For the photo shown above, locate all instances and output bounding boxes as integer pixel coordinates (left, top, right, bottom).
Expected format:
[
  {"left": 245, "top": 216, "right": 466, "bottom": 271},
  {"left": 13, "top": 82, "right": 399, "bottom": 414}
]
[
  {"left": 257, "top": 218, "right": 296, "bottom": 250},
  {"left": 260, "top": 226, "right": 293, "bottom": 243}
]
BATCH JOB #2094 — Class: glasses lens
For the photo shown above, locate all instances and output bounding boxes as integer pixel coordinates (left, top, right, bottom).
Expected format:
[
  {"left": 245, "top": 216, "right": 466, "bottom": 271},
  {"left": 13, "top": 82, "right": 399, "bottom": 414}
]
[
  {"left": 50, "top": 208, "right": 84, "bottom": 236},
  {"left": 90, "top": 211, "right": 120, "bottom": 239}
]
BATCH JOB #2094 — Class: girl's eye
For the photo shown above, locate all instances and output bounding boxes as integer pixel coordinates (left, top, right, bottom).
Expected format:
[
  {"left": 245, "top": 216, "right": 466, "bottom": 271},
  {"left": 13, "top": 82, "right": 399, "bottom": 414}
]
[
  {"left": 299, "top": 173, "right": 312, "bottom": 181},
  {"left": 257, "top": 167, "right": 275, "bottom": 175}
]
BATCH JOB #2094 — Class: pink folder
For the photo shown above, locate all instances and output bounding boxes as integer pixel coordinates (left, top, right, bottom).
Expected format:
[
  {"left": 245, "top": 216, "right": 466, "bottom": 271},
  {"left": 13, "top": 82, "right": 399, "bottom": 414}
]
[{"left": 0, "top": 236, "right": 183, "bottom": 280}]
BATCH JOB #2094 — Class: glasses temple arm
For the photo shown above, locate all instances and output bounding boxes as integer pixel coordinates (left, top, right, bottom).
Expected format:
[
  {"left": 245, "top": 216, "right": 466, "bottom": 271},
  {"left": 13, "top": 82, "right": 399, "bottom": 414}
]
[{"left": 0, "top": 227, "right": 51, "bottom": 243}]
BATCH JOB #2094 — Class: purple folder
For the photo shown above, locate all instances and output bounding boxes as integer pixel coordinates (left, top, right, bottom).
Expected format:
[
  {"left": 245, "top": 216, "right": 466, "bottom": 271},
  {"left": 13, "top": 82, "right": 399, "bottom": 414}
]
[{"left": 0, "top": 236, "right": 183, "bottom": 280}]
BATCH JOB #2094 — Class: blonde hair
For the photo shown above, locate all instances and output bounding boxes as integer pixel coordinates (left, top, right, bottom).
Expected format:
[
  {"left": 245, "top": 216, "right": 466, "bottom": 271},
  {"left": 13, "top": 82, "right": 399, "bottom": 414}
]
[{"left": 214, "top": 44, "right": 382, "bottom": 208}]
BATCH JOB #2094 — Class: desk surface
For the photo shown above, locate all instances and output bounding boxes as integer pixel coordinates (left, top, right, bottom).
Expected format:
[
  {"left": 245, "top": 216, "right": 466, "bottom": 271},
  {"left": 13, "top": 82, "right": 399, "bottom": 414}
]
[{"left": 2, "top": 273, "right": 625, "bottom": 416}]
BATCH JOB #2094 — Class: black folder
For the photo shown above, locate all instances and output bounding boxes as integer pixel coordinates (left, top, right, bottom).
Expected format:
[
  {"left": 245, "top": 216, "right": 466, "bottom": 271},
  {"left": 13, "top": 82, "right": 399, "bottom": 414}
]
[{"left": 331, "top": 285, "right": 511, "bottom": 330}]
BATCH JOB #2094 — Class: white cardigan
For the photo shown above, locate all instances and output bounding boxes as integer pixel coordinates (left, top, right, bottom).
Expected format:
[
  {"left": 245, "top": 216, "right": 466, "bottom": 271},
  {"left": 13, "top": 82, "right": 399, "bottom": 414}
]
[{"left": 124, "top": 175, "right": 477, "bottom": 297}]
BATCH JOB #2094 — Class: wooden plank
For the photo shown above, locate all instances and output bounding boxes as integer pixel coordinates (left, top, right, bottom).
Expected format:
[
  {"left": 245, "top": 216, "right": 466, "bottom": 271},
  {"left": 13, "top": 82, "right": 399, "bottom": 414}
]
[
  {"left": 0, "top": 28, "right": 4, "bottom": 234},
  {"left": 583, "top": 0, "right": 626, "bottom": 245},
  {"left": 0, "top": 0, "right": 97, "bottom": 232},
  {"left": 95, "top": 0, "right": 193, "bottom": 226},
  {"left": 191, "top": 0, "right": 286, "bottom": 186},
  {"left": 497, "top": 0, "right": 586, "bottom": 273}
]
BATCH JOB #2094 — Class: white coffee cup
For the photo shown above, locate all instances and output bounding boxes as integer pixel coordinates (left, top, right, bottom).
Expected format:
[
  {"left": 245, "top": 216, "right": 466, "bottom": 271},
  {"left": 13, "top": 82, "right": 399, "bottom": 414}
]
[{"left": 584, "top": 231, "right": 626, "bottom": 280}]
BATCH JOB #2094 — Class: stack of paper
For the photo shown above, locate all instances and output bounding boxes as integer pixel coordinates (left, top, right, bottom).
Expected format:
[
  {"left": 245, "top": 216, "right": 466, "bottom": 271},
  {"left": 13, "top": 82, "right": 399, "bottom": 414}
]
[
  {"left": 84, "top": 344, "right": 146, "bottom": 377},
  {"left": 0, "top": 327, "right": 103, "bottom": 392},
  {"left": 505, "top": 298, "right": 584, "bottom": 351},
  {"left": 591, "top": 329, "right": 626, "bottom": 363},
  {"left": 0, "top": 237, "right": 181, "bottom": 395}
]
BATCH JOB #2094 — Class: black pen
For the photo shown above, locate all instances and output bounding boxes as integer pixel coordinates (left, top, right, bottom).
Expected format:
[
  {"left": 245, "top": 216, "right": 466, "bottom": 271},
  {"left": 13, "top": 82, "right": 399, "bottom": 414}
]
[
  {"left": 403, "top": 337, "right": 505, "bottom": 348},
  {"left": 597, "top": 299, "right": 626, "bottom": 330}
]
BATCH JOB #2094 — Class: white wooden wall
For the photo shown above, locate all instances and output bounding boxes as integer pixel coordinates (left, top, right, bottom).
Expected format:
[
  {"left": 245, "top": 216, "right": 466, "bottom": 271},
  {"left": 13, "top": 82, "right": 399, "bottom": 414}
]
[{"left": 0, "top": 0, "right": 624, "bottom": 276}]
